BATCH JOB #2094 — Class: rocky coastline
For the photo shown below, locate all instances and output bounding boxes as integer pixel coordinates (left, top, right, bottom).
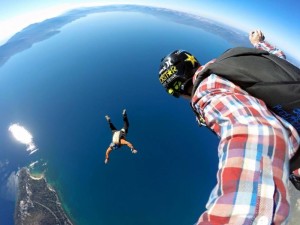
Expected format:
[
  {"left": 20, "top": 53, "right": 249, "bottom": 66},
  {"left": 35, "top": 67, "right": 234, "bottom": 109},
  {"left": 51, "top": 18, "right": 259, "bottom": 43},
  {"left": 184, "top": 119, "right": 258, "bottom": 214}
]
[{"left": 14, "top": 168, "right": 74, "bottom": 225}]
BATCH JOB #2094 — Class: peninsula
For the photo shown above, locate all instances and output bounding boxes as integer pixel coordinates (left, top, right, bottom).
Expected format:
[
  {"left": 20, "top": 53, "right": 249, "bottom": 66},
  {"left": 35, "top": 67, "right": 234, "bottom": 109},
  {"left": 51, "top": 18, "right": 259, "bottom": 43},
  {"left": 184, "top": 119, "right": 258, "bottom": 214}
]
[{"left": 15, "top": 168, "right": 74, "bottom": 225}]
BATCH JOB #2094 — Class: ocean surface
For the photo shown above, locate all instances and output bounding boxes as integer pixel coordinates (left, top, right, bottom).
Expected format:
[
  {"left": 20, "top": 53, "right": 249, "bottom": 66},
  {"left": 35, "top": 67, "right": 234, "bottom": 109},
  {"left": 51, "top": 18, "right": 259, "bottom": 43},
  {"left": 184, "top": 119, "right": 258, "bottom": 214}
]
[{"left": 0, "top": 11, "right": 233, "bottom": 225}]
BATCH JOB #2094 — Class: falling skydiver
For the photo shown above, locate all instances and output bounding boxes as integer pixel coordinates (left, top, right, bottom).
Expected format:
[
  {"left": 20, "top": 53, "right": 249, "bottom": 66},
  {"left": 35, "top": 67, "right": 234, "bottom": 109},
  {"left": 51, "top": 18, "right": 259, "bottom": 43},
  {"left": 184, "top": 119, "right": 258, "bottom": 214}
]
[{"left": 104, "top": 109, "right": 137, "bottom": 164}]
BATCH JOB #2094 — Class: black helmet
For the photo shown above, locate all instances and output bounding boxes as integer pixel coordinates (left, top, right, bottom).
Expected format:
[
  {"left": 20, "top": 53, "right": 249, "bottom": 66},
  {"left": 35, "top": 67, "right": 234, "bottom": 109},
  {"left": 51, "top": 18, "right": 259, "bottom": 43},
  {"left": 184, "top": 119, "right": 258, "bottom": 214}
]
[{"left": 159, "top": 50, "right": 200, "bottom": 97}]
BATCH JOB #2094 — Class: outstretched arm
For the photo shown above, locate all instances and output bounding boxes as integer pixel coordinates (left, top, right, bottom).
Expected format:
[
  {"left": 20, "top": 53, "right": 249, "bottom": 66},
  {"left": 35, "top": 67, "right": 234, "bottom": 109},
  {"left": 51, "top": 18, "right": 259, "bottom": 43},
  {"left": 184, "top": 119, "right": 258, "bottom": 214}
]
[
  {"left": 104, "top": 146, "right": 113, "bottom": 164},
  {"left": 120, "top": 139, "right": 137, "bottom": 153},
  {"left": 120, "top": 139, "right": 133, "bottom": 148},
  {"left": 249, "top": 29, "right": 286, "bottom": 59}
]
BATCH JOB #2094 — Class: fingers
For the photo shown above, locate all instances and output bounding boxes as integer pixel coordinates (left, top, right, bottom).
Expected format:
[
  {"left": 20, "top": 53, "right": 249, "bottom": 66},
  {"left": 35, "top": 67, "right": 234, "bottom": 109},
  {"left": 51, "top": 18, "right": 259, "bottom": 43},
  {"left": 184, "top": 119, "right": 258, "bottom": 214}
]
[
  {"left": 256, "top": 29, "right": 265, "bottom": 40},
  {"left": 250, "top": 29, "right": 264, "bottom": 38},
  {"left": 249, "top": 29, "right": 265, "bottom": 45},
  {"left": 257, "top": 29, "right": 262, "bottom": 37}
]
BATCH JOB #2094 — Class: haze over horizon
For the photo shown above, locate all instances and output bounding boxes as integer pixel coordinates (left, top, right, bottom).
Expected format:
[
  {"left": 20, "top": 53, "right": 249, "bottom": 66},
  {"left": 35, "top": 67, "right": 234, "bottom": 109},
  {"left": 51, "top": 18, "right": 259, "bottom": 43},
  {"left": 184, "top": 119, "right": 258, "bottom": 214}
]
[{"left": 0, "top": 0, "right": 300, "bottom": 61}]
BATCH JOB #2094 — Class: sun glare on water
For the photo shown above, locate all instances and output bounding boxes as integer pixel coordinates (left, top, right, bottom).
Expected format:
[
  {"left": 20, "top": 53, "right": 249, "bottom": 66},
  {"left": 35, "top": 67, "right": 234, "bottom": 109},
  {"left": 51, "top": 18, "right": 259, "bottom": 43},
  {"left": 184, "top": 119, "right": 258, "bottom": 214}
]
[{"left": 8, "top": 123, "right": 38, "bottom": 153}]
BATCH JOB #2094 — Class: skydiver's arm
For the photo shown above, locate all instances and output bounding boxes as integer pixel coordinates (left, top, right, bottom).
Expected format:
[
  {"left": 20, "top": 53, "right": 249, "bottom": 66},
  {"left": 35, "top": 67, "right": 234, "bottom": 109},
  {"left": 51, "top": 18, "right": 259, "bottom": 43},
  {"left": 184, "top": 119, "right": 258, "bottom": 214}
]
[
  {"left": 249, "top": 29, "right": 265, "bottom": 46},
  {"left": 120, "top": 139, "right": 137, "bottom": 153},
  {"left": 120, "top": 139, "right": 133, "bottom": 149},
  {"left": 105, "top": 146, "right": 113, "bottom": 164},
  {"left": 249, "top": 29, "right": 286, "bottom": 59}
]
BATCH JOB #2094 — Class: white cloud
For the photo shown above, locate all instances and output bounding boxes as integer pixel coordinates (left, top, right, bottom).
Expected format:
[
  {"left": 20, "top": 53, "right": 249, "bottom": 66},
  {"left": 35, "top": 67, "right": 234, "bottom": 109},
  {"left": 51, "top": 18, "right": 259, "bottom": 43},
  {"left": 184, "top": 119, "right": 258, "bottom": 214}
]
[
  {"left": 0, "top": 171, "right": 18, "bottom": 201},
  {"left": 0, "top": 160, "right": 9, "bottom": 181},
  {"left": 0, "top": 159, "right": 9, "bottom": 169},
  {"left": 8, "top": 123, "right": 38, "bottom": 154}
]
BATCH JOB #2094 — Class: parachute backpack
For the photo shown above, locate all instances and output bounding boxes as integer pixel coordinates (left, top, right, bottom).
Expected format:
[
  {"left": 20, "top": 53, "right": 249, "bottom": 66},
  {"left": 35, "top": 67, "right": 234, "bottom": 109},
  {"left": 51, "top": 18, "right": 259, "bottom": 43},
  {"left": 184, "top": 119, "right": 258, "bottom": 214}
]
[{"left": 192, "top": 47, "right": 300, "bottom": 173}]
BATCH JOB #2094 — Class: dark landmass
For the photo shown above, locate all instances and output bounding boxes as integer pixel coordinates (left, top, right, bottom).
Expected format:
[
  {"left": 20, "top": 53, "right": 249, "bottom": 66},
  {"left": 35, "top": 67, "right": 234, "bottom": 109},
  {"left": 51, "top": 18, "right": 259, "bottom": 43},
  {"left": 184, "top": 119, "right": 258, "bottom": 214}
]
[
  {"left": 15, "top": 168, "right": 74, "bottom": 225},
  {"left": 0, "top": 4, "right": 251, "bottom": 68}
]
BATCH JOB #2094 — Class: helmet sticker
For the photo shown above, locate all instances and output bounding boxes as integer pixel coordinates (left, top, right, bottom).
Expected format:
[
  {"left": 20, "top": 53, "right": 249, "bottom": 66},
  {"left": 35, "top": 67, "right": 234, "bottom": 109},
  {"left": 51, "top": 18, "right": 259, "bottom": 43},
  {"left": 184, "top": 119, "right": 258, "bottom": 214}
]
[
  {"left": 173, "top": 80, "right": 182, "bottom": 90},
  {"left": 159, "top": 57, "right": 172, "bottom": 74},
  {"left": 175, "top": 50, "right": 183, "bottom": 55},
  {"left": 159, "top": 65, "right": 178, "bottom": 85},
  {"left": 184, "top": 53, "right": 197, "bottom": 67}
]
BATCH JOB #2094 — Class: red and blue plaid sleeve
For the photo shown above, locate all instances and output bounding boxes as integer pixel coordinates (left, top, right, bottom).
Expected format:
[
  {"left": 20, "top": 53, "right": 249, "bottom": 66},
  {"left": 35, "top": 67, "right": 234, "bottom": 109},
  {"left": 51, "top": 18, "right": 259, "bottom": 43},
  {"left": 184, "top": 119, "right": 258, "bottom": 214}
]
[
  {"left": 255, "top": 41, "right": 286, "bottom": 59},
  {"left": 191, "top": 74, "right": 299, "bottom": 225}
]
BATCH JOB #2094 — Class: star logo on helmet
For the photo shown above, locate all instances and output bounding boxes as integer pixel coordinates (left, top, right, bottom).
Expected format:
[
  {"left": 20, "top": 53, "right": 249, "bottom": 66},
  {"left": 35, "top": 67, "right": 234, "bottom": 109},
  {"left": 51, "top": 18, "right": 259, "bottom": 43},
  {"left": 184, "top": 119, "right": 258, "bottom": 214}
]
[{"left": 185, "top": 53, "right": 197, "bottom": 67}]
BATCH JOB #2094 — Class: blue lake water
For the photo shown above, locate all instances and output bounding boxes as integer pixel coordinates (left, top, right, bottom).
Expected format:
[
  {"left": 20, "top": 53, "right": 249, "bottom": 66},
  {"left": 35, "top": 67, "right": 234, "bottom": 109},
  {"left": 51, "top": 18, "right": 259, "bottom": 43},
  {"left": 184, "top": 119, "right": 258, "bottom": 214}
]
[{"left": 0, "top": 11, "right": 232, "bottom": 225}]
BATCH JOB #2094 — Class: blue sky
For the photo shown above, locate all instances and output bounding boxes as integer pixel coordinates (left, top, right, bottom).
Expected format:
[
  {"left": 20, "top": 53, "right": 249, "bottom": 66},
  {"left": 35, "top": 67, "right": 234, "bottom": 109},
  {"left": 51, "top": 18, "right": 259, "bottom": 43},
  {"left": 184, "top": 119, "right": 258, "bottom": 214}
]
[{"left": 0, "top": 0, "right": 299, "bottom": 60}]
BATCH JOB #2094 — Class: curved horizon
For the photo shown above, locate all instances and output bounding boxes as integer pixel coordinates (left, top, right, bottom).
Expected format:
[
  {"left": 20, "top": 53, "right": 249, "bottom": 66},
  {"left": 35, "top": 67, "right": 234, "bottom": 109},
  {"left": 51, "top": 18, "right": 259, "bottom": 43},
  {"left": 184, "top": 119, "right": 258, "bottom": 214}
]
[
  {"left": 0, "top": 4, "right": 252, "bottom": 68},
  {"left": 0, "top": 4, "right": 300, "bottom": 67},
  {"left": 1, "top": 1, "right": 300, "bottom": 63}
]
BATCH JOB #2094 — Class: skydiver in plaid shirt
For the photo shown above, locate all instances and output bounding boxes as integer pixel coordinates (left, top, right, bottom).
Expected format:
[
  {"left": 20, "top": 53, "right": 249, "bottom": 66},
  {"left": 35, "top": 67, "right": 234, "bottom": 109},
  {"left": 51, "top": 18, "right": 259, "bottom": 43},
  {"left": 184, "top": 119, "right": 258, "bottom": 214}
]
[{"left": 158, "top": 30, "right": 300, "bottom": 225}]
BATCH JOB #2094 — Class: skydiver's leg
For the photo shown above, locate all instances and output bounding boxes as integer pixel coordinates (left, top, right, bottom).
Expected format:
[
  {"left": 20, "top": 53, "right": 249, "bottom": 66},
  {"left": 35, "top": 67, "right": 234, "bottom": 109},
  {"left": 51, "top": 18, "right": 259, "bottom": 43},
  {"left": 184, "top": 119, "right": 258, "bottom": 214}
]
[
  {"left": 122, "top": 109, "right": 129, "bottom": 134},
  {"left": 105, "top": 115, "right": 117, "bottom": 133}
]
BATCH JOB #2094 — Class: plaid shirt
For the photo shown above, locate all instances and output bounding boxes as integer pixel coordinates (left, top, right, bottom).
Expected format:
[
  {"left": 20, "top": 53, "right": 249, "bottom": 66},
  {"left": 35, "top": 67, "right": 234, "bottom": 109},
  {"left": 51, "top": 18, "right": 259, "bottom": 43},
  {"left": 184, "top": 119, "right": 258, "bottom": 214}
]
[
  {"left": 255, "top": 41, "right": 286, "bottom": 59},
  {"left": 191, "top": 42, "right": 299, "bottom": 225}
]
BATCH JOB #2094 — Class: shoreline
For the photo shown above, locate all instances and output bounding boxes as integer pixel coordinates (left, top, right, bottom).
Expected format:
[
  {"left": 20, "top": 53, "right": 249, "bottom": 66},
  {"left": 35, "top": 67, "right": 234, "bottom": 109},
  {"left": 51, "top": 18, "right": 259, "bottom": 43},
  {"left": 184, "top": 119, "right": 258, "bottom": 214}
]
[
  {"left": 28, "top": 163, "right": 76, "bottom": 223},
  {"left": 29, "top": 172, "right": 44, "bottom": 180},
  {"left": 40, "top": 171, "right": 75, "bottom": 223},
  {"left": 15, "top": 167, "right": 75, "bottom": 225}
]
